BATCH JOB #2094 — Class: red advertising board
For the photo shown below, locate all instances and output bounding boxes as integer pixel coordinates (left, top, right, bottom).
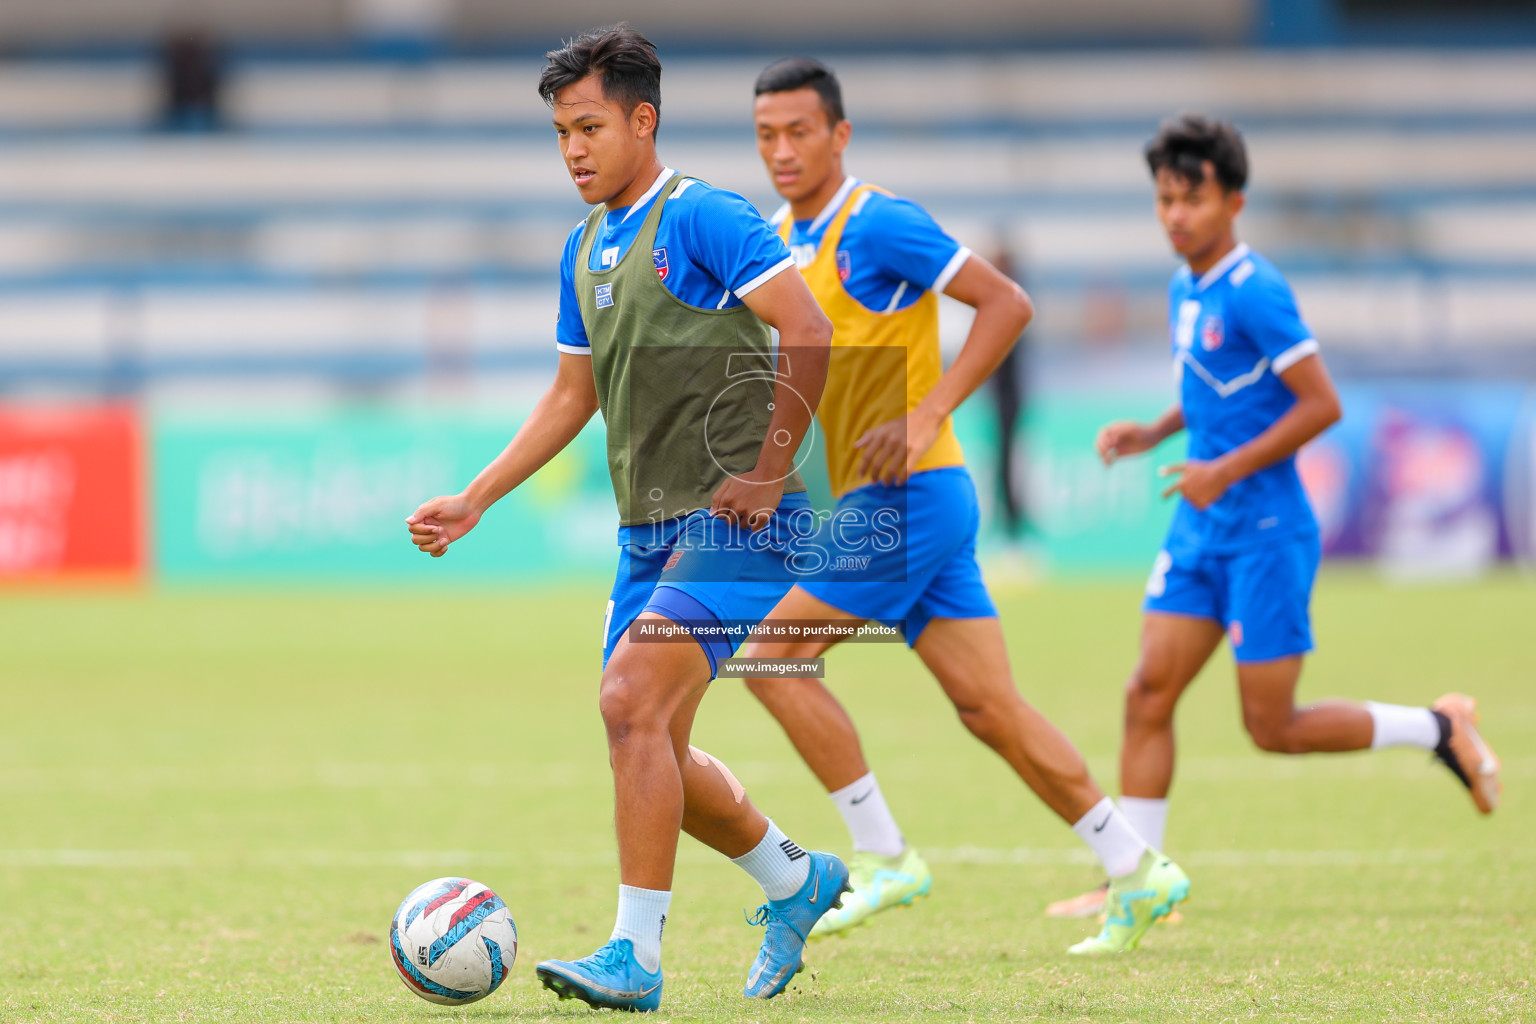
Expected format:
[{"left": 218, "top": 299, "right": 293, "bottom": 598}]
[{"left": 0, "top": 404, "right": 145, "bottom": 580}]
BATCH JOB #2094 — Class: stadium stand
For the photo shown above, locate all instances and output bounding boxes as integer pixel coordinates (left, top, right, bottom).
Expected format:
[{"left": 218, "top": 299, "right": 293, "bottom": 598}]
[{"left": 0, "top": 50, "right": 1532, "bottom": 397}]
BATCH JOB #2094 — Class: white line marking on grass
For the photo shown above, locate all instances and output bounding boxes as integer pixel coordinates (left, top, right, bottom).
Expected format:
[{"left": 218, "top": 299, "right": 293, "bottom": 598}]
[
  {"left": 0, "top": 847, "right": 1527, "bottom": 869},
  {"left": 3, "top": 757, "right": 1528, "bottom": 792},
  {"left": 919, "top": 847, "right": 1527, "bottom": 867},
  {"left": 0, "top": 850, "right": 612, "bottom": 869},
  {"left": 0, "top": 850, "right": 201, "bottom": 868}
]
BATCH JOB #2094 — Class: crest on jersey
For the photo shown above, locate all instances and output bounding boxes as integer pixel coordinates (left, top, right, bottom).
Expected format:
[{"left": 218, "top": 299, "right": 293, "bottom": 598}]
[
  {"left": 652, "top": 247, "right": 669, "bottom": 282},
  {"left": 1200, "top": 313, "right": 1224, "bottom": 351},
  {"left": 836, "top": 249, "right": 851, "bottom": 282},
  {"left": 594, "top": 283, "right": 614, "bottom": 309}
]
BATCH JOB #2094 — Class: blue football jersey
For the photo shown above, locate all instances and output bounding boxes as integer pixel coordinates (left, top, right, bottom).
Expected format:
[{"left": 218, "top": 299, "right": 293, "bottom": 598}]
[
  {"left": 556, "top": 168, "right": 794, "bottom": 354},
  {"left": 770, "top": 176, "right": 971, "bottom": 312},
  {"left": 1165, "top": 243, "right": 1322, "bottom": 554}
]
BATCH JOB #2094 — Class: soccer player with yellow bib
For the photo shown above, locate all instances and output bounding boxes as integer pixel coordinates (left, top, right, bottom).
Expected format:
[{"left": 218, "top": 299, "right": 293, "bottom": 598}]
[{"left": 741, "top": 58, "right": 1188, "bottom": 954}]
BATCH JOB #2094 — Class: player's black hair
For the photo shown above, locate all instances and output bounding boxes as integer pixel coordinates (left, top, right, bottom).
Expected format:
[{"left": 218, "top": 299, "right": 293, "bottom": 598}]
[
  {"left": 1144, "top": 113, "right": 1248, "bottom": 193},
  {"left": 754, "top": 57, "right": 844, "bottom": 126},
  {"left": 538, "top": 24, "right": 662, "bottom": 137}
]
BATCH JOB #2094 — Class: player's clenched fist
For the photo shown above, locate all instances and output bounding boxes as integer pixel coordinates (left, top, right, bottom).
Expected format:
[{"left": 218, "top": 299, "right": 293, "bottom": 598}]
[
  {"left": 710, "top": 473, "right": 784, "bottom": 531},
  {"left": 406, "top": 493, "right": 483, "bottom": 557}
]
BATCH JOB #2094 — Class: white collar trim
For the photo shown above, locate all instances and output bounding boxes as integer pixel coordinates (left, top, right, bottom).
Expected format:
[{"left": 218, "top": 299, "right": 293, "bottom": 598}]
[
  {"left": 807, "top": 176, "right": 860, "bottom": 235},
  {"left": 1195, "top": 242, "right": 1251, "bottom": 291},
  {"left": 618, "top": 166, "right": 677, "bottom": 225}
]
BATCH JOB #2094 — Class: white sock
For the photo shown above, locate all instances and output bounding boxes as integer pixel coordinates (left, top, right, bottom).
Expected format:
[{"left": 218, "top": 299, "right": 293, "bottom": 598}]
[
  {"left": 1118, "top": 796, "right": 1169, "bottom": 852},
  {"left": 1368, "top": 702, "right": 1441, "bottom": 750},
  {"left": 1071, "top": 796, "right": 1149, "bottom": 879},
  {"left": 731, "top": 819, "right": 812, "bottom": 900},
  {"left": 828, "top": 772, "right": 905, "bottom": 857},
  {"left": 611, "top": 884, "right": 670, "bottom": 973}
]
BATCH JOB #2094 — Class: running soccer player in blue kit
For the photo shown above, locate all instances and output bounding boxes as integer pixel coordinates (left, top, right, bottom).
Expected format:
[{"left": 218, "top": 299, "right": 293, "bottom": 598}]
[
  {"left": 1047, "top": 113, "right": 1503, "bottom": 921},
  {"left": 739, "top": 58, "right": 1188, "bottom": 956},
  {"left": 406, "top": 27, "right": 848, "bottom": 1010}
]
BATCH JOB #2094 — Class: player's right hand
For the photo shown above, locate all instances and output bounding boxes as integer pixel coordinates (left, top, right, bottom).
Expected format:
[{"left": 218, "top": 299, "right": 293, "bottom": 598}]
[
  {"left": 1096, "top": 421, "right": 1155, "bottom": 465},
  {"left": 406, "top": 494, "right": 482, "bottom": 557}
]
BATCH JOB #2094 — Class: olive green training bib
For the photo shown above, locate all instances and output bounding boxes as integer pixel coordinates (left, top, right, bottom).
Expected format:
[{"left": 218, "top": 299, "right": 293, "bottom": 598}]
[{"left": 574, "top": 174, "right": 806, "bottom": 526}]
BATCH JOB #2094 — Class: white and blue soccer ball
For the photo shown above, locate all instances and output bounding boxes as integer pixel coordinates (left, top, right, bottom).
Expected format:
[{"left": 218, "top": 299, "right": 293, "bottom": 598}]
[{"left": 390, "top": 876, "right": 518, "bottom": 1005}]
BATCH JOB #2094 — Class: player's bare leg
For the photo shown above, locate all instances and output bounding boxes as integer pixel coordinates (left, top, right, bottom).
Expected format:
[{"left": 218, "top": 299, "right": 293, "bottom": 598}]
[
  {"left": 537, "top": 616, "right": 711, "bottom": 1008},
  {"left": 669, "top": 685, "right": 770, "bottom": 857},
  {"left": 1237, "top": 659, "right": 1500, "bottom": 810},
  {"left": 913, "top": 613, "right": 1191, "bottom": 954},
  {"left": 1236, "top": 655, "right": 1373, "bottom": 753},
  {"left": 1120, "top": 612, "right": 1226, "bottom": 801},
  {"left": 542, "top": 613, "right": 845, "bottom": 1006},
  {"left": 908, "top": 613, "right": 1187, "bottom": 954},
  {"left": 747, "top": 594, "right": 1183, "bottom": 947},
  {"left": 743, "top": 588, "right": 927, "bottom": 936},
  {"left": 663, "top": 677, "right": 852, "bottom": 997},
  {"left": 914, "top": 616, "right": 1101, "bottom": 822},
  {"left": 602, "top": 613, "right": 825, "bottom": 880},
  {"left": 1048, "top": 611, "right": 1220, "bottom": 920},
  {"left": 599, "top": 614, "right": 718, "bottom": 890},
  {"left": 743, "top": 589, "right": 867, "bottom": 791},
  {"left": 655, "top": 617, "right": 853, "bottom": 996}
]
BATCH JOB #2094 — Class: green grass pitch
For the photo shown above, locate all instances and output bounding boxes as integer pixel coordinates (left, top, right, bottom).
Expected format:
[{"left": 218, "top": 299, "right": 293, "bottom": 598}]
[{"left": 2, "top": 572, "right": 1532, "bottom": 1022}]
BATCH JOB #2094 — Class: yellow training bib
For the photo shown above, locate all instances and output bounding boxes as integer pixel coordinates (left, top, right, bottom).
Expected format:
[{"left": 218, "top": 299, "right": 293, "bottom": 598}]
[{"left": 778, "top": 184, "right": 966, "bottom": 498}]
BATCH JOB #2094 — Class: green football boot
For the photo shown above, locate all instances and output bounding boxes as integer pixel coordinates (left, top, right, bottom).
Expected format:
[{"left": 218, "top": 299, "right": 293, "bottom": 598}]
[
  {"left": 809, "top": 846, "right": 932, "bottom": 938},
  {"left": 1067, "top": 849, "right": 1189, "bottom": 955}
]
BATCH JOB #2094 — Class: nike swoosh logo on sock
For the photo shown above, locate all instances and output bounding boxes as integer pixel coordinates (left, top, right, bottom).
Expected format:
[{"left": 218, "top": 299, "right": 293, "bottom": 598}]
[
  {"left": 849, "top": 788, "right": 875, "bottom": 805},
  {"left": 1093, "top": 813, "right": 1112, "bottom": 832}
]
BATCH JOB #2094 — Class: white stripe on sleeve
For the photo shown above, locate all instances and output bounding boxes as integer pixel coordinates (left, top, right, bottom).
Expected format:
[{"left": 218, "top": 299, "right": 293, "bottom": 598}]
[
  {"left": 1271, "top": 338, "right": 1320, "bottom": 373},
  {"left": 931, "top": 246, "right": 972, "bottom": 294},
  {"left": 734, "top": 255, "right": 796, "bottom": 298},
  {"left": 556, "top": 343, "right": 592, "bottom": 356}
]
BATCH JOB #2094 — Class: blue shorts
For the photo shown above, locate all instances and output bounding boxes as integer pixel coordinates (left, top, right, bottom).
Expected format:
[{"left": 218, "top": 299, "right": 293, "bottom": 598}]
[
  {"left": 603, "top": 492, "right": 815, "bottom": 677},
  {"left": 1142, "top": 531, "right": 1320, "bottom": 663},
  {"left": 799, "top": 467, "right": 998, "bottom": 645}
]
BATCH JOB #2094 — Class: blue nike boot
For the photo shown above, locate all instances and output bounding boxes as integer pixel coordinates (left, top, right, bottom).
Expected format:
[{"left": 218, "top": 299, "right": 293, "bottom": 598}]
[
  {"left": 537, "top": 938, "right": 663, "bottom": 1012},
  {"left": 743, "top": 851, "right": 851, "bottom": 999}
]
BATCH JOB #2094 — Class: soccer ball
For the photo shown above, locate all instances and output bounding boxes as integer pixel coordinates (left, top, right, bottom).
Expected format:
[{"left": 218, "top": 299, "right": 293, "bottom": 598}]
[{"left": 389, "top": 877, "right": 517, "bottom": 1005}]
